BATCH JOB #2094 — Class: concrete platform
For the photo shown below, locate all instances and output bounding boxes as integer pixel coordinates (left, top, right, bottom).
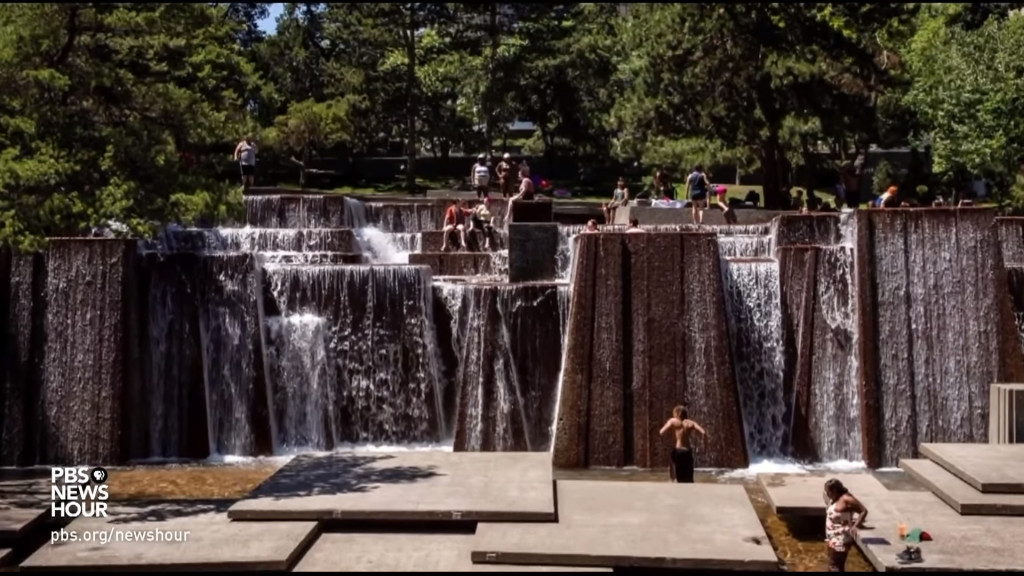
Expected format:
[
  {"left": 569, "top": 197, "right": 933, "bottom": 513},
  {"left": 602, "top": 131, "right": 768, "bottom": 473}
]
[
  {"left": 900, "top": 459, "right": 1024, "bottom": 515},
  {"left": 758, "top": 473, "right": 883, "bottom": 517},
  {"left": 295, "top": 532, "right": 606, "bottom": 572},
  {"left": 471, "top": 480, "right": 779, "bottom": 571},
  {"left": 228, "top": 451, "right": 555, "bottom": 522},
  {"left": 0, "top": 479, "right": 50, "bottom": 544},
  {"left": 0, "top": 548, "right": 12, "bottom": 565},
  {"left": 408, "top": 252, "right": 494, "bottom": 276},
  {"left": 20, "top": 501, "right": 317, "bottom": 572},
  {"left": 920, "top": 443, "right": 1024, "bottom": 493}
]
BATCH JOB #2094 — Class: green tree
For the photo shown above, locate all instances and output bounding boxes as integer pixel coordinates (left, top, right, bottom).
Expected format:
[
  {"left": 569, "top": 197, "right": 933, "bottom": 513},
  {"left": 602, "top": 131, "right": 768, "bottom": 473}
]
[
  {"left": 264, "top": 98, "right": 357, "bottom": 187},
  {"left": 0, "top": 3, "right": 258, "bottom": 250}
]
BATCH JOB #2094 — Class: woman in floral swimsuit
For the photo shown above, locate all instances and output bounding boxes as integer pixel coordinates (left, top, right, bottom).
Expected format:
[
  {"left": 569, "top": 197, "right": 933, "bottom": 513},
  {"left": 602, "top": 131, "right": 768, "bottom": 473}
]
[{"left": 823, "top": 478, "right": 868, "bottom": 572}]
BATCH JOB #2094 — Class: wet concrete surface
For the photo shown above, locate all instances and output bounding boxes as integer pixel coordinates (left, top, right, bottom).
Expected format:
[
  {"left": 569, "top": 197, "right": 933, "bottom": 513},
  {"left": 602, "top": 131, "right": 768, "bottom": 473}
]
[{"left": 2, "top": 461, "right": 876, "bottom": 572}]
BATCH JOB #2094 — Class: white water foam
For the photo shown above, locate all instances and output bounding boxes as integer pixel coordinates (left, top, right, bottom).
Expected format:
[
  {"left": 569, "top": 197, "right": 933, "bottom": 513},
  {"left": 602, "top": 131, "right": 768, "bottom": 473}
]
[{"left": 718, "top": 458, "right": 868, "bottom": 479}]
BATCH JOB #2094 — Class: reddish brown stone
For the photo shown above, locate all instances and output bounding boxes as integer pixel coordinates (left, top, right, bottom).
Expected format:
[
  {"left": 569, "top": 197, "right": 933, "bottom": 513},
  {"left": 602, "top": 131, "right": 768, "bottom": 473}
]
[
  {"left": 853, "top": 211, "right": 881, "bottom": 468},
  {"left": 996, "top": 216, "right": 1024, "bottom": 264},
  {"left": 778, "top": 246, "right": 818, "bottom": 461},
  {"left": 408, "top": 253, "right": 493, "bottom": 276},
  {"left": 644, "top": 233, "right": 685, "bottom": 471},
  {"left": 624, "top": 234, "right": 650, "bottom": 467},
  {"left": 587, "top": 234, "right": 626, "bottom": 467},
  {"left": 553, "top": 234, "right": 598, "bottom": 468},
  {"left": 680, "top": 233, "right": 747, "bottom": 469},
  {"left": 773, "top": 214, "right": 842, "bottom": 250}
]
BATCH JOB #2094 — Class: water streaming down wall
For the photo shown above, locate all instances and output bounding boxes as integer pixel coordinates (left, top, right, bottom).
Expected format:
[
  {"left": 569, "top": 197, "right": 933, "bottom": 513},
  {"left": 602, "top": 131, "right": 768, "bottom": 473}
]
[
  {"left": 553, "top": 232, "right": 748, "bottom": 469},
  {"left": 434, "top": 282, "right": 570, "bottom": 451},
  {"left": 245, "top": 195, "right": 347, "bottom": 228},
  {"left": 0, "top": 252, "right": 46, "bottom": 466},
  {"left": 135, "top": 253, "right": 209, "bottom": 460},
  {"left": 856, "top": 209, "right": 1024, "bottom": 467},
  {"left": 197, "top": 253, "right": 272, "bottom": 456},
  {"left": 262, "top": 264, "right": 444, "bottom": 449},
  {"left": 41, "top": 240, "right": 139, "bottom": 464},
  {"left": 721, "top": 258, "right": 787, "bottom": 459}
]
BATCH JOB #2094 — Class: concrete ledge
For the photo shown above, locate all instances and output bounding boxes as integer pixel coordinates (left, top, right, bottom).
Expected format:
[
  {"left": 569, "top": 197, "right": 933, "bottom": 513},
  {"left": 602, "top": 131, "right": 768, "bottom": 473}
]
[
  {"left": 295, "top": 533, "right": 604, "bottom": 572},
  {"left": 421, "top": 230, "right": 505, "bottom": 252},
  {"left": 227, "top": 451, "right": 556, "bottom": 522},
  {"left": 510, "top": 201, "right": 553, "bottom": 223},
  {"left": 990, "top": 383, "right": 1024, "bottom": 444},
  {"left": 758, "top": 473, "right": 881, "bottom": 517},
  {"left": 409, "top": 252, "right": 493, "bottom": 276},
  {"left": 472, "top": 481, "right": 778, "bottom": 571},
  {"left": 20, "top": 501, "right": 318, "bottom": 572},
  {"left": 0, "top": 548, "right": 11, "bottom": 565},
  {"left": 900, "top": 458, "right": 1024, "bottom": 515},
  {"left": 613, "top": 205, "right": 788, "bottom": 226},
  {"left": 920, "top": 443, "right": 1024, "bottom": 493},
  {"left": 261, "top": 252, "right": 365, "bottom": 265}
]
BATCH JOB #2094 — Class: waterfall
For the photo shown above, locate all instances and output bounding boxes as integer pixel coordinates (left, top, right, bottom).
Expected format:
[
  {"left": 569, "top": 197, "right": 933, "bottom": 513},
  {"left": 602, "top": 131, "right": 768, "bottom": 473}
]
[
  {"left": 197, "top": 254, "right": 266, "bottom": 456},
  {"left": 262, "top": 264, "right": 445, "bottom": 446},
  {"left": 435, "top": 281, "right": 570, "bottom": 451},
  {"left": 809, "top": 246, "right": 862, "bottom": 461},
  {"left": 721, "top": 258, "right": 788, "bottom": 459}
]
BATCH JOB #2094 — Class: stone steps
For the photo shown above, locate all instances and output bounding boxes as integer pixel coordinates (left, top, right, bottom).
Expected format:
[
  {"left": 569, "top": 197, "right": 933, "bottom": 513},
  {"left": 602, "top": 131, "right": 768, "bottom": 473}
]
[
  {"left": 919, "top": 443, "right": 1024, "bottom": 494},
  {"left": 420, "top": 230, "right": 505, "bottom": 253},
  {"left": 901, "top": 458, "right": 1024, "bottom": 516},
  {"left": 409, "top": 252, "right": 495, "bottom": 276}
]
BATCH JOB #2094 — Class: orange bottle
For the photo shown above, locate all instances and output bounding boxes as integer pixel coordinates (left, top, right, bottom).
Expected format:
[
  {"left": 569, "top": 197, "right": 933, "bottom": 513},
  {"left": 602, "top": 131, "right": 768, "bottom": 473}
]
[{"left": 898, "top": 521, "right": 907, "bottom": 540}]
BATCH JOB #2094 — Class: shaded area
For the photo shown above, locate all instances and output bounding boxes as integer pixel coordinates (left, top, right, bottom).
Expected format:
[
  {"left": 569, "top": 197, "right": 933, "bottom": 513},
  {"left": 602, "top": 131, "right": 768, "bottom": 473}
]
[
  {"left": 245, "top": 453, "right": 441, "bottom": 500},
  {"left": 553, "top": 232, "right": 747, "bottom": 469}
]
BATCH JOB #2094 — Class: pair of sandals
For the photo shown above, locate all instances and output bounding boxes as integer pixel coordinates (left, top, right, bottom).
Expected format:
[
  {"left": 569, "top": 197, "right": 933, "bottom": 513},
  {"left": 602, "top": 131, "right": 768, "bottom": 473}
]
[{"left": 896, "top": 546, "right": 923, "bottom": 564}]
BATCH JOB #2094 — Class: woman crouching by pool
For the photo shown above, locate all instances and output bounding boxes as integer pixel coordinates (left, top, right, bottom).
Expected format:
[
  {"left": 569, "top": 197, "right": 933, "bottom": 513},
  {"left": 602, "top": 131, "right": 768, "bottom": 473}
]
[{"left": 823, "top": 478, "right": 868, "bottom": 572}]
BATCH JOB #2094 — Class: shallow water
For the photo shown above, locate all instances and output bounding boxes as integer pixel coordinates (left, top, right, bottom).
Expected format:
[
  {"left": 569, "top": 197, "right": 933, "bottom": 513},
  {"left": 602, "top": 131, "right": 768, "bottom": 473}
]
[{"left": 87, "top": 461, "right": 883, "bottom": 572}]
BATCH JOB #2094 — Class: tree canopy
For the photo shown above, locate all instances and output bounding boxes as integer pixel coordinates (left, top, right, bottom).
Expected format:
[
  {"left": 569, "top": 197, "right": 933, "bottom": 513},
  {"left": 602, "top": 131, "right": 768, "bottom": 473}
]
[{"left": 2, "top": 2, "right": 1024, "bottom": 248}]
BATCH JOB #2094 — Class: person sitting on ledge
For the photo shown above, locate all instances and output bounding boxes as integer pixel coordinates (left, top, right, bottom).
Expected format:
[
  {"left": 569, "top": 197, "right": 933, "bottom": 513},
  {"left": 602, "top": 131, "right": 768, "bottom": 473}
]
[
  {"left": 470, "top": 199, "right": 496, "bottom": 251},
  {"left": 584, "top": 219, "right": 599, "bottom": 232},
  {"left": 626, "top": 217, "right": 646, "bottom": 233},
  {"left": 504, "top": 165, "right": 535, "bottom": 228},
  {"left": 604, "top": 177, "right": 630, "bottom": 224},
  {"left": 441, "top": 199, "right": 470, "bottom": 251}
]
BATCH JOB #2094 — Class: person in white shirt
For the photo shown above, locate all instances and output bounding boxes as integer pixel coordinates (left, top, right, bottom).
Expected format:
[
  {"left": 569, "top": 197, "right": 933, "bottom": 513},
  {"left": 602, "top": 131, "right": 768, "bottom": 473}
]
[
  {"left": 470, "top": 154, "right": 491, "bottom": 200},
  {"left": 234, "top": 136, "right": 258, "bottom": 192}
]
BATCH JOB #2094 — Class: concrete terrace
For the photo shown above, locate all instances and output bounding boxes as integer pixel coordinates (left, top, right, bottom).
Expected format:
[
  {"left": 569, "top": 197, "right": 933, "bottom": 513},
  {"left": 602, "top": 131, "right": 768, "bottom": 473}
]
[
  {"left": 761, "top": 443, "right": 1024, "bottom": 572},
  {"left": 10, "top": 451, "right": 778, "bottom": 572}
]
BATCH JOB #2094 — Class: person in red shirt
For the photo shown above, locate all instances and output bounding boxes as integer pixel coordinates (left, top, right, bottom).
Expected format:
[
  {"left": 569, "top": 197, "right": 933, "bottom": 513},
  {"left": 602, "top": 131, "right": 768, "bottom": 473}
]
[{"left": 441, "top": 199, "right": 470, "bottom": 251}]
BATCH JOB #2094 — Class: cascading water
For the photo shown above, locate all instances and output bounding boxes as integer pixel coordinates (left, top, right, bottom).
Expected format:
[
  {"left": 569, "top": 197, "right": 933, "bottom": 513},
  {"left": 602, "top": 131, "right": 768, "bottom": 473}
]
[
  {"left": 809, "top": 246, "right": 862, "bottom": 461},
  {"left": 262, "top": 264, "right": 446, "bottom": 448},
  {"left": 721, "top": 258, "right": 788, "bottom": 459}
]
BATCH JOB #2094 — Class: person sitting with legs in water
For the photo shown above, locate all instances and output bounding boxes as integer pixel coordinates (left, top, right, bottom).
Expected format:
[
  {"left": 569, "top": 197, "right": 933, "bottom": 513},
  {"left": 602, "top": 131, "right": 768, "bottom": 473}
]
[
  {"left": 823, "top": 478, "right": 868, "bottom": 572},
  {"left": 604, "top": 177, "right": 630, "bottom": 224},
  {"left": 659, "top": 405, "right": 707, "bottom": 483},
  {"left": 685, "top": 164, "right": 711, "bottom": 225},
  {"left": 441, "top": 199, "right": 469, "bottom": 251}
]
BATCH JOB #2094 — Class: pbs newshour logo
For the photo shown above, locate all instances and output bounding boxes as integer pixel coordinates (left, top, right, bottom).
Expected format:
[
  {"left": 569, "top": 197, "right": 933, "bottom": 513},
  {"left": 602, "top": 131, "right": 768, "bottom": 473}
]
[{"left": 51, "top": 466, "right": 109, "bottom": 518}]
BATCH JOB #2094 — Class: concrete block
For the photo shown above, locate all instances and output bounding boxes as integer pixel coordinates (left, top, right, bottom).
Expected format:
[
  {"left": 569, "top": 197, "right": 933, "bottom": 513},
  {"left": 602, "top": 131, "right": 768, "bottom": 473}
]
[
  {"left": 990, "top": 383, "right": 1024, "bottom": 444},
  {"left": 227, "top": 451, "right": 556, "bottom": 522},
  {"left": 900, "top": 458, "right": 1024, "bottom": 515},
  {"left": 508, "top": 224, "right": 558, "bottom": 282},
  {"left": 295, "top": 533, "right": 604, "bottom": 572},
  {"left": 19, "top": 501, "right": 318, "bottom": 572},
  {"left": 920, "top": 443, "right": 1024, "bottom": 493},
  {"left": 510, "top": 201, "right": 553, "bottom": 223},
  {"left": 471, "top": 480, "right": 779, "bottom": 571},
  {"left": 409, "top": 253, "right": 493, "bottom": 276},
  {"left": 758, "top": 473, "right": 885, "bottom": 517}
]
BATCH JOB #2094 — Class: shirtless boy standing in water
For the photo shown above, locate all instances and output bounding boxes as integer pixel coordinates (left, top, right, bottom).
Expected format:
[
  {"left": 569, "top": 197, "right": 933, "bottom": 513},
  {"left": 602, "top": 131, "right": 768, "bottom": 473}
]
[{"left": 659, "top": 405, "right": 708, "bottom": 483}]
